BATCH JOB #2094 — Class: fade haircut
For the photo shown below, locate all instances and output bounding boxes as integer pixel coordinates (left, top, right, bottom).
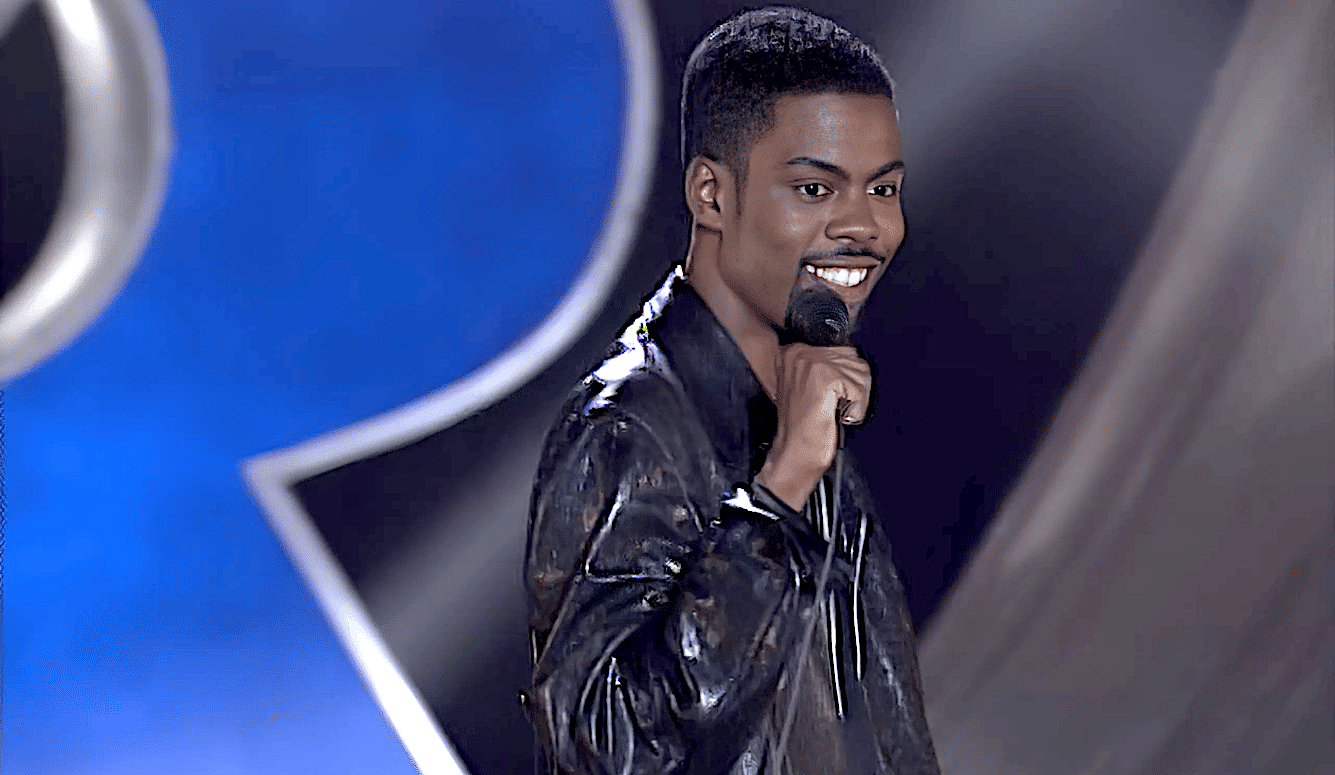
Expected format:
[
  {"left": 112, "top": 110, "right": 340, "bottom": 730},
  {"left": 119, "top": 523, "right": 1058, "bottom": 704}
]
[{"left": 681, "top": 6, "right": 895, "bottom": 187}]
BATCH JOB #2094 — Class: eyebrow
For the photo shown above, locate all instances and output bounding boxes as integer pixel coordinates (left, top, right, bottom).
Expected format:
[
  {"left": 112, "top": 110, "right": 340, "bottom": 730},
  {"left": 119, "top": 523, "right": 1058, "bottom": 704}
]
[{"left": 784, "top": 157, "right": 905, "bottom": 181}]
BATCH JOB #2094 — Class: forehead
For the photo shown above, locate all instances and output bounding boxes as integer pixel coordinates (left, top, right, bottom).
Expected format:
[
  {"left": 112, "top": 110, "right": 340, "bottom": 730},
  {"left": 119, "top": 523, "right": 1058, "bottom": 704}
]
[{"left": 750, "top": 92, "right": 902, "bottom": 173}]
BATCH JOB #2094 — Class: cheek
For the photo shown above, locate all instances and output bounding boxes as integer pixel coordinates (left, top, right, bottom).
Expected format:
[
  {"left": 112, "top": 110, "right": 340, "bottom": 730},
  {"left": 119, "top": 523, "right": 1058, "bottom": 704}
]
[
  {"left": 734, "top": 234, "right": 798, "bottom": 315},
  {"left": 770, "top": 209, "right": 809, "bottom": 243},
  {"left": 754, "top": 188, "right": 811, "bottom": 245},
  {"left": 783, "top": 208, "right": 824, "bottom": 246},
  {"left": 738, "top": 207, "right": 801, "bottom": 270}
]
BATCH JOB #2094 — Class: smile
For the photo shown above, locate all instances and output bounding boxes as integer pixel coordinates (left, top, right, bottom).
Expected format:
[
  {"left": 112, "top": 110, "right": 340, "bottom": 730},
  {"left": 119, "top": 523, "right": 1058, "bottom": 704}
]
[{"left": 805, "top": 264, "right": 870, "bottom": 288}]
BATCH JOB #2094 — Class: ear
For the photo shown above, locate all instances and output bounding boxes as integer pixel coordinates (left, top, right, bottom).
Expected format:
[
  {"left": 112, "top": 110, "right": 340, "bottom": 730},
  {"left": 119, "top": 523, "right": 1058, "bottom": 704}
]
[{"left": 684, "top": 156, "right": 729, "bottom": 232}]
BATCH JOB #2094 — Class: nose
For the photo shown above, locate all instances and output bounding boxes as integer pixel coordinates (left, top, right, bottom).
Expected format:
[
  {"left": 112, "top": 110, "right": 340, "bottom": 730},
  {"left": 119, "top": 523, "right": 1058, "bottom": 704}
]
[{"left": 826, "top": 190, "right": 879, "bottom": 244}]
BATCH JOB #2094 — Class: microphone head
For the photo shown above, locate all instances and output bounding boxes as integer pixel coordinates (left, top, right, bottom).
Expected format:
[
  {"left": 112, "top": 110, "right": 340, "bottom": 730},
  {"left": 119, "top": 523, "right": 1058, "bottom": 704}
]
[{"left": 786, "top": 288, "right": 851, "bottom": 347}]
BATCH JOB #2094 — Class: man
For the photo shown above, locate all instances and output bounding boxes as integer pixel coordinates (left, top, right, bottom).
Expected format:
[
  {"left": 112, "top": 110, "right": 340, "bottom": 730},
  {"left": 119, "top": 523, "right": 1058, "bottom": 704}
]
[{"left": 523, "top": 7, "right": 940, "bottom": 774}]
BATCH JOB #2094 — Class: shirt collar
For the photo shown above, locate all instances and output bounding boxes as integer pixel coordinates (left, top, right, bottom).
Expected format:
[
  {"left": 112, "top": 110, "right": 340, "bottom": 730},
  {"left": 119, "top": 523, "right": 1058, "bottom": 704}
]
[{"left": 647, "top": 268, "right": 778, "bottom": 483}]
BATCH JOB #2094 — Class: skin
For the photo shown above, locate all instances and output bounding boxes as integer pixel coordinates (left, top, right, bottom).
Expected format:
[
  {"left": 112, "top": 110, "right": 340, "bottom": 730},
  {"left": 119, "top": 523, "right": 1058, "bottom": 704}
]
[{"left": 684, "top": 92, "right": 906, "bottom": 510}]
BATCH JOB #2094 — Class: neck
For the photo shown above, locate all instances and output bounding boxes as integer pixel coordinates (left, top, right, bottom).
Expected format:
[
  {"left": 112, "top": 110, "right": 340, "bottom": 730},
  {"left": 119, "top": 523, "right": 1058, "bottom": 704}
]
[{"left": 685, "top": 226, "right": 782, "bottom": 398}]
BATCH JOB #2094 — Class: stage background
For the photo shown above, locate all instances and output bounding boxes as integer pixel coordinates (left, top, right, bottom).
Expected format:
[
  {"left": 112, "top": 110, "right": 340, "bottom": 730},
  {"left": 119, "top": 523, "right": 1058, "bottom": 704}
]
[{"left": 6, "top": 0, "right": 1329, "bottom": 774}]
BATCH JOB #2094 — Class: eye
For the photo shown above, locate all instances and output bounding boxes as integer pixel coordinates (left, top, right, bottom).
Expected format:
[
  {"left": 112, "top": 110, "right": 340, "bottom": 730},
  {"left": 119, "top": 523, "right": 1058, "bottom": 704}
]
[
  {"left": 870, "top": 182, "right": 900, "bottom": 197},
  {"left": 797, "top": 182, "right": 833, "bottom": 198}
]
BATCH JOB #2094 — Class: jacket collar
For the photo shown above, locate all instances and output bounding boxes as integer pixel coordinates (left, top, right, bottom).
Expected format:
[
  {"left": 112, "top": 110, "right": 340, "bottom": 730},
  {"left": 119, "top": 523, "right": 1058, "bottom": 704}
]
[{"left": 646, "top": 267, "right": 778, "bottom": 484}]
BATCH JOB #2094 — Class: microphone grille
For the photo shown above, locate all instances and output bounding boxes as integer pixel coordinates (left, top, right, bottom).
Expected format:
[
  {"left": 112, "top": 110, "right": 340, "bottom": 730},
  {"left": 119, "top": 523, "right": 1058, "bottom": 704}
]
[{"left": 787, "top": 289, "right": 850, "bottom": 347}]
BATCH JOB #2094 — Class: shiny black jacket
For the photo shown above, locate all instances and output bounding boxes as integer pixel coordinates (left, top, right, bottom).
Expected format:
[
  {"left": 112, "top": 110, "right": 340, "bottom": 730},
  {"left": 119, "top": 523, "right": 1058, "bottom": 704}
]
[{"left": 524, "top": 269, "right": 941, "bottom": 775}]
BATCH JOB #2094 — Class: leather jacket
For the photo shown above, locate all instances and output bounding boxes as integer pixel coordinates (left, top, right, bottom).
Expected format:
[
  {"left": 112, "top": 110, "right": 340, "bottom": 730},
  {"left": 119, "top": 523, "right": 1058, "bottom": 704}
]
[{"left": 524, "top": 268, "right": 941, "bottom": 775}]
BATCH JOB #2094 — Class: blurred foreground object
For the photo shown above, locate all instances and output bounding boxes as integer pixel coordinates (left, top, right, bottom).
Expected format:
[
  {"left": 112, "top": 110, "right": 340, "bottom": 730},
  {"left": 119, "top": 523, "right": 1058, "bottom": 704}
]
[
  {"left": 0, "top": 0, "right": 173, "bottom": 383},
  {"left": 918, "top": 0, "right": 1334, "bottom": 772}
]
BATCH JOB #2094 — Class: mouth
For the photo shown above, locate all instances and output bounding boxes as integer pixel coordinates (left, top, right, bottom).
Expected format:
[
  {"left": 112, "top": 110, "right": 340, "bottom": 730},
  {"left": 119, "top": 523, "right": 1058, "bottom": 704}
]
[{"left": 804, "top": 264, "right": 871, "bottom": 288}]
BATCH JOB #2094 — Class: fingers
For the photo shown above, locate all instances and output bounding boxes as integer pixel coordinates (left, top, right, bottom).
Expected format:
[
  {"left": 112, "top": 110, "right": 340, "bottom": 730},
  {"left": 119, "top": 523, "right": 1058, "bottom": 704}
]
[
  {"left": 763, "top": 344, "right": 875, "bottom": 505},
  {"left": 833, "top": 367, "right": 871, "bottom": 425},
  {"left": 817, "top": 362, "right": 870, "bottom": 425},
  {"left": 776, "top": 344, "right": 874, "bottom": 425},
  {"left": 823, "top": 354, "right": 872, "bottom": 423}
]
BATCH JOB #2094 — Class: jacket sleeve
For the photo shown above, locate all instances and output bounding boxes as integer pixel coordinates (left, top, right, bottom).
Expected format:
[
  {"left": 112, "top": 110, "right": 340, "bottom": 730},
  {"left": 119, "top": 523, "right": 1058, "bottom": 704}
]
[{"left": 524, "top": 407, "right": 806, "bottom": 775}]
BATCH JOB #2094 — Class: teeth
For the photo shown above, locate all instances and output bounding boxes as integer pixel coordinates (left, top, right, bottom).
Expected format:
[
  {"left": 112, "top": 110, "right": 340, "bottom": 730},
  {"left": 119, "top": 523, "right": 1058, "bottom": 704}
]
[{"left": 806, "top": 265, "right": 869, "bottom": 288}]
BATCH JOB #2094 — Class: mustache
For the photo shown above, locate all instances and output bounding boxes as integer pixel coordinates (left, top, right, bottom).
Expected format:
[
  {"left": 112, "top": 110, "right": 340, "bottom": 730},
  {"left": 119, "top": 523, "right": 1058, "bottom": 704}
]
[{"left": 801, "top": 246, "right": 888, "bottom": 264}]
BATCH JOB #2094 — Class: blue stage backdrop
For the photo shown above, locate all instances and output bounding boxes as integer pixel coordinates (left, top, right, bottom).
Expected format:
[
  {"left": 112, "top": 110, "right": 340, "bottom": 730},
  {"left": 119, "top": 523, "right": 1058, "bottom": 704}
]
[{"left": 6, "top": 0, "right": 625, "bottom": 771}]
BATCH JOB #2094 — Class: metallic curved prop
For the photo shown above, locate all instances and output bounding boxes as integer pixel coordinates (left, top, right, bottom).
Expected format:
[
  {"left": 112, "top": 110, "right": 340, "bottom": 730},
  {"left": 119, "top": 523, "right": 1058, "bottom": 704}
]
[
  {"left": 919, "top": 0, "right": 1334, "bottom": 771},
  {"left": 239, "top": 1, "right": 660, "bottom": 772},
  {"left": 0, "top": 0, "right": 174, "bottom": 383}
]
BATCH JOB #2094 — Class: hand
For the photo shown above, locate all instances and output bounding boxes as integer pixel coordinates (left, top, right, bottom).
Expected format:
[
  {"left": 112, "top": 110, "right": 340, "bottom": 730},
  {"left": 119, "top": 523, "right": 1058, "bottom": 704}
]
[{"left": 755, "top": 343, "right": 872, "bottom": 511}]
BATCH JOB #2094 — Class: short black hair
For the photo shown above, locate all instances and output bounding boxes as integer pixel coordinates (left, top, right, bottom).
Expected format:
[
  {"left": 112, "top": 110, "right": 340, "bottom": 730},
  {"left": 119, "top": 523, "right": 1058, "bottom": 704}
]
[{"left": 681, "top": 6, "right": 895, "bottom": 179}]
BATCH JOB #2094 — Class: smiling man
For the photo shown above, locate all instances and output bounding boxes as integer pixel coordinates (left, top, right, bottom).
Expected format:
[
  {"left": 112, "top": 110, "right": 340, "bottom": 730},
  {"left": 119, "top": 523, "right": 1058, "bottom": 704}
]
[{"left": 524, "top": 7, "right": 941, "bottom": 775}]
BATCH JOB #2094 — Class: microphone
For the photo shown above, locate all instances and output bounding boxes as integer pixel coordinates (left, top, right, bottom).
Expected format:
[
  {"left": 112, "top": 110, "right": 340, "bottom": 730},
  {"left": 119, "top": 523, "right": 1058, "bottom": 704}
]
[
  {"left": 786, "top": 287, "right": 850, "bottom": 347},
  {"left": 786, "top": 288, "right": 854, "bottom": 434},
  {"left": 773, "top": 287, "right": 853, "bottom": 772}
]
